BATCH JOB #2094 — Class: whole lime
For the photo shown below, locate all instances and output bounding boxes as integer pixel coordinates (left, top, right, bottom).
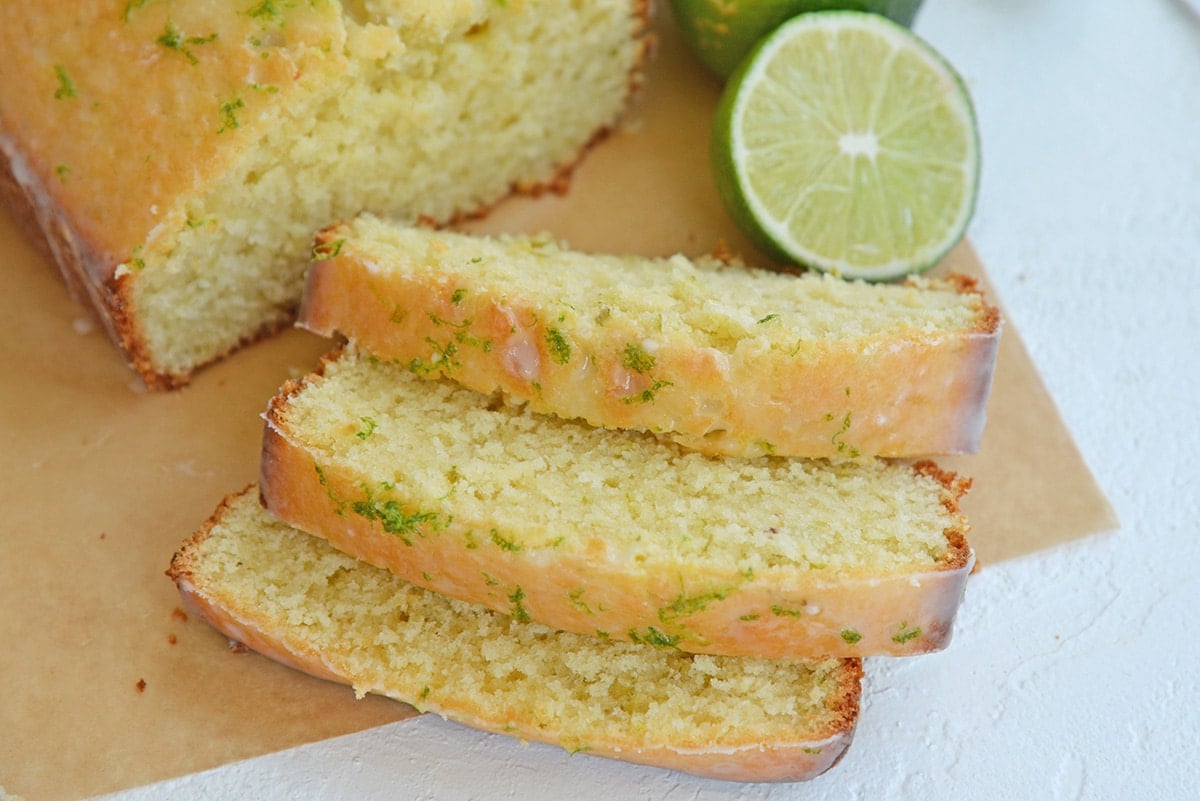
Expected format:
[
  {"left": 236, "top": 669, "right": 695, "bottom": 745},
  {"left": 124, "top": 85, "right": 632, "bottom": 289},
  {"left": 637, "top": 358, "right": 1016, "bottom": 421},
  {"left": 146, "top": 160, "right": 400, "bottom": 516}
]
[{"left": 671, "top": 0, "right": 924, "bottom": 79}]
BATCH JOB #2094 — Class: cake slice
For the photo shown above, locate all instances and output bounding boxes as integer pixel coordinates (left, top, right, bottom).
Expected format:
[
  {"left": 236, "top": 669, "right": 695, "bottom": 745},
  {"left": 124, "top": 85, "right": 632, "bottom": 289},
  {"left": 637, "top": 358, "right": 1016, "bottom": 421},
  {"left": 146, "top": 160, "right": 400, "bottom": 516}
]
[
  {"left": 168, "top": 487, "right": 864, "bottom": 783},
  {"left": 259, "top": 346, "right": 976, "bottom": 660},
  {"left": 0, "top": 1, "right": 650, "bottom": 387},
  {"left": 299, "top": 216, "right": 1001, "bottom": 458}
]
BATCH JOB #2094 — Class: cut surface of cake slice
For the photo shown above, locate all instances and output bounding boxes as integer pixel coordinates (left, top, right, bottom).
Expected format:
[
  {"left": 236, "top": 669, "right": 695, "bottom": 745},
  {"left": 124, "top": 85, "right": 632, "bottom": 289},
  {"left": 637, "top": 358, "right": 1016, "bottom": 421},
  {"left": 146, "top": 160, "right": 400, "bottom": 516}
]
[
  {"left": 259, "top": 347, "right": 975, "bottom": 660},
  {"left": 300, "top": 216, "right": 1000, "bottom": 457},
  {"left": 0, "top": 1, "right": 650, "bottom": 387},
  {"left": 168, "top": 487, "right": 864, "bottom": 783}
]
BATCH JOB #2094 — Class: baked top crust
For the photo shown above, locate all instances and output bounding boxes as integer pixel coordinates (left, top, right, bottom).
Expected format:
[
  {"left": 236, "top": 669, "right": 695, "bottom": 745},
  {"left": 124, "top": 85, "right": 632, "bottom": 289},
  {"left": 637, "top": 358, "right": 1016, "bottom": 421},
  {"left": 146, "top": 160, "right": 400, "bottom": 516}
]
[
  {"left": 302, "top": 218, "right": 1002, "bottom": 457},
  {"left": 1, "top": 3, "right": 652, "bottom": 387},
  {"left": 0, "top": 1, "right": 348, "bottom": 271}
]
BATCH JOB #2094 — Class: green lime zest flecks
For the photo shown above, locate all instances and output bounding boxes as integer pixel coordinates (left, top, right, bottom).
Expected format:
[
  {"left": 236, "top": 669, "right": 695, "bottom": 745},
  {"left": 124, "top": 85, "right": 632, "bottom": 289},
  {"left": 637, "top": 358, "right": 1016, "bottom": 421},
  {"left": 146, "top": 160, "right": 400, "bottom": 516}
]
[
  {"left": 354, "top": 416, "right": 377, "bottom": 440},
  {"left": 659, "top": 588, "right": 731, "bottom": 623},
  {"left": 156, "top": 21, "right": 219, "bottom": 64},
  {"left": 217, "top": 96, "right": 244, "bottom": 133},
  {"left": 546, "top": 328, "right": 571, "bottom": 365},
  {"left": 628, "top": 626, "right": 681, "bottom": 649},
  {"left": 53, "top": 65, "right": 76, "bottom": 99},
  {"left": 892, "top": 622, "right": 922, "bottom": 644},
  {"left": 311, "top": 238, "right": 344, "bottom": 261},
  {"left": 621, "top": 342, "right": 655, "bottom": 373},
  {"left": 490, "top": 528, "right": 523, "bottom": 553},
  {"left": 770, "top": 604, "right": 805, "bottom": 618},
  {"left": 345, "top": 483, "right": 443, "bottom": 546},
  {"left": 508, "top": 586, "right": 532, "bottom": 623}
]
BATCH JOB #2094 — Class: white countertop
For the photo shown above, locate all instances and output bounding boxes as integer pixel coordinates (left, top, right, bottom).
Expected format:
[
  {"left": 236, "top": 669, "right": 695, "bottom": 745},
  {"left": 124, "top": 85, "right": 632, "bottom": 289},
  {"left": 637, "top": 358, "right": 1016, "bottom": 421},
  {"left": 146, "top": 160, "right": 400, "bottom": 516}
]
[{"left": 90, "top": 1, "right": 1200, "bottom": 799}]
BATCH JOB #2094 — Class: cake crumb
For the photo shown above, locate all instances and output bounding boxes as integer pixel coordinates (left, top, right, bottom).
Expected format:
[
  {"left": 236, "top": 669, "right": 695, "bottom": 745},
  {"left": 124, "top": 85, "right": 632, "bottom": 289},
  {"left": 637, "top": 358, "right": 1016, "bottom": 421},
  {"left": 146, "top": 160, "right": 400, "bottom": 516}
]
[
  {"left": 168, "top": 633, "right": 178, "bottom": 645},
  {"left": 135, "top": 678, "right": 146, "bottom": 693},
  {"left": 171, "top": 607, "right": 189, "bottom": 623}
]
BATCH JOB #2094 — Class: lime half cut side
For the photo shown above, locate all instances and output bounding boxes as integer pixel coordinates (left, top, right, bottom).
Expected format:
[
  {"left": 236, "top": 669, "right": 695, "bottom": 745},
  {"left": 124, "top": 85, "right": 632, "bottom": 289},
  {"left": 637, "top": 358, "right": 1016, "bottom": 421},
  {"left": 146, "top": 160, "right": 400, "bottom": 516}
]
[{"left": 712, "top": 11, "right": 980, "bottom": 280}]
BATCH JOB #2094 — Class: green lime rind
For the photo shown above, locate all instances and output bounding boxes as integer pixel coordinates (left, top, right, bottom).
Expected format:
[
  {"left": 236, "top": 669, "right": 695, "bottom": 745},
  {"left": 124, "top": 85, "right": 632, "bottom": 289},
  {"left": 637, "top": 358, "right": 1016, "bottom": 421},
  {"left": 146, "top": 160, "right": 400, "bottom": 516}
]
[
  {"left": 671, "top": 0, "right": 924, "bottom": 80},
  {"left": 711, "top": 11, "right": 981, "bottom": 281}
]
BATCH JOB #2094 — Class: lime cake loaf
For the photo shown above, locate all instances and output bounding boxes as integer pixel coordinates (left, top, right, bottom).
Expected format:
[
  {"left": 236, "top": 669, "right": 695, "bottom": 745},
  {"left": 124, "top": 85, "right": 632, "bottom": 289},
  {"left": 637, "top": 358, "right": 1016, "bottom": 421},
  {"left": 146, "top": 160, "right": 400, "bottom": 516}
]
[
  {"left": 259, "top": 347, "right": 976, "bottom": 659},
  {"left": 169, "top": 488, "right": 864, "bottom": 782},
  {"left": 0, "top": 1, "right": 649, "bottom": 388},
  {"left": 301, "top": 216, "right": 1001, "bottom": 458}
]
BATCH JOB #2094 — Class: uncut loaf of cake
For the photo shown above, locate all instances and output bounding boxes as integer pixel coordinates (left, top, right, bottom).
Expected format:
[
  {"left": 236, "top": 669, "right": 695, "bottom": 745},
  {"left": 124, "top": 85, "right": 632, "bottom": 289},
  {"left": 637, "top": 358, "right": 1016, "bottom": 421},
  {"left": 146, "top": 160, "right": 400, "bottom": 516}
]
[
  {"left": 169, "top": 488, "right": 864, "bottom": 783},
  {"left": 259, "top": 346, "right": 976, "bottom": 660},
  {"left": 301, "top": 216, "right": 1001, "bottom": 458},
  {"left": 0, "top": 1, "right": 650, "bottom": 388}
]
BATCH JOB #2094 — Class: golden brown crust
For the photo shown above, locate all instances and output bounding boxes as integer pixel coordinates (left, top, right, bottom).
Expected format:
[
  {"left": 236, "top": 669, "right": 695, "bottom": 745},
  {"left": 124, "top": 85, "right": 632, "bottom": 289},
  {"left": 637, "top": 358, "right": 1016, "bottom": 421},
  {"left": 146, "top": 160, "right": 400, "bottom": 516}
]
[
  {"left": 259, "top": 362, "right": 975, "bottom": 659},
  {"left": 301, "top": 226, "right": 1001, "bottom": 458},
  {"left": 0, "top": 1, "right": 653, "bottom": 389},
  {"left": 0, "top": 144, "right": 57, "bottom": 275},
  {"left": 165, "top": 486, "right": 251, "bottom": 589},
  {"left": 0, "top": 132, "right": 120, "bottom": 344},
  {"left": 169, "top": 485, "right": 864, "bottom": 782},
  {"left": 167, "top": 490, "right": 351, "bottom": 684},
  {"left": 0, "top": 162, "right": 291, "bottom": 392},
  {"left": 0, "top": 0, "right": 343, "bottom": 389},
  {"left": 173, "top": 559, "right": 860, "bottom": 782}
]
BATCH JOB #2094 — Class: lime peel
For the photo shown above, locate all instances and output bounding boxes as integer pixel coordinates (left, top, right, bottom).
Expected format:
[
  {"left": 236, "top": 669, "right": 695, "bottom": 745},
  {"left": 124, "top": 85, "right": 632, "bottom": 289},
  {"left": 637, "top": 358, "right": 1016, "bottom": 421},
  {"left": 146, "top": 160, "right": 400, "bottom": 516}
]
[{"left": 670, "top": 0, "right": 925, "bottom": 79}]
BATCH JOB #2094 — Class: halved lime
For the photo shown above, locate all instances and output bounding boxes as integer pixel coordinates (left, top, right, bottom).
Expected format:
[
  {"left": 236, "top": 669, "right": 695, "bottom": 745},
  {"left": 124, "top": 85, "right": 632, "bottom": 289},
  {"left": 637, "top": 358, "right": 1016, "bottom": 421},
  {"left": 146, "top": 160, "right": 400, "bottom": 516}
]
[
  {"left": 670, "top": 0, "right": 924, "bottom": 80},
  {"left": 711, "top": 11, "right": 980, "bottom": 280}
]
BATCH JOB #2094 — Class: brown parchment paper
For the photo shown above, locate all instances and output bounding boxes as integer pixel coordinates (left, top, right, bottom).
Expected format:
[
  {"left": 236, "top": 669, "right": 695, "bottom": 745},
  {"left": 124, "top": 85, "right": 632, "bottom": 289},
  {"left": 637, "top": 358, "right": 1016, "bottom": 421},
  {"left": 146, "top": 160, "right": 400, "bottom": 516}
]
[{"left": 0, "top": 10, "right": 1116, "bottom": 801}]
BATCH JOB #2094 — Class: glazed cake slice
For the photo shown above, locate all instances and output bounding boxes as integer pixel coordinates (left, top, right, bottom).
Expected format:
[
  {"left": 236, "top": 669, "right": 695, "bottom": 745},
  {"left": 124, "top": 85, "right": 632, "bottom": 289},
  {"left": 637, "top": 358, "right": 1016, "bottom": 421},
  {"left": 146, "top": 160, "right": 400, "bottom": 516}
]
[
  {"left": 300, "top": 216, "right": 1001, "bottom": 458},
  {"left": 259, "top": 347, "right": 976, "bottom": 660},
  {"left": 168, "top": 488, "right": 864, "bottom": 783},
  {"left": 0, "top": 1, "right": 649, "bottom": 387}
]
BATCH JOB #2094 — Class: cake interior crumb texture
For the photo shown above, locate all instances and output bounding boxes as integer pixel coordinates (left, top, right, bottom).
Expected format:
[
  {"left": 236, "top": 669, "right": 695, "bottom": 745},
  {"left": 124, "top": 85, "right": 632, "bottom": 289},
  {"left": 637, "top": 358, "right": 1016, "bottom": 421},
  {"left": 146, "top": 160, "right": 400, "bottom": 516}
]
[
  {"left": 0, "top": 1, "right": 645, "bottom": 383},
  {"left": 284, "top": 349, "right": 961, "bottom": 575},
  {"left": 193, "top": 490, "right": 859, "bottom": 751},
  {"left": 140, "top": 1, "right": 640, "bottom": 377}
]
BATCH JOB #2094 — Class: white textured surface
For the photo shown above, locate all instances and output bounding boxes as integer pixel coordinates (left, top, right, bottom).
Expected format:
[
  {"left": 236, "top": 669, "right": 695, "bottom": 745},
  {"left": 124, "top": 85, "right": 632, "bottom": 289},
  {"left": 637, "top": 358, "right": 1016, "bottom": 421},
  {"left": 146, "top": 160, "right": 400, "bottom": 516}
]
[{"left": 93, "top": 0, "right": 1200, "bottom": 799}]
